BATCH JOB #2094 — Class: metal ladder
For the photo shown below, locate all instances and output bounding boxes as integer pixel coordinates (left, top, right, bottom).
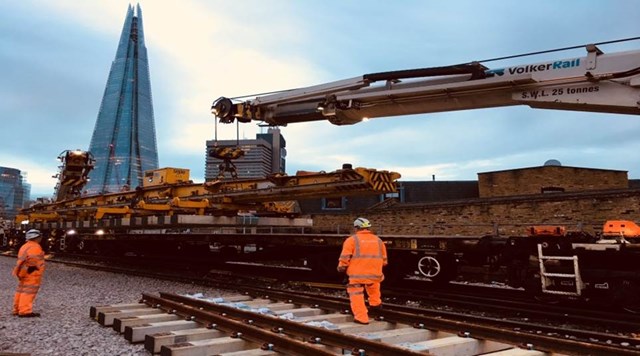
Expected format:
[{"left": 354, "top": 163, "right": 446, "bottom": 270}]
[{"left": 537, "top": 244, "right": 584, "bottom": 296}]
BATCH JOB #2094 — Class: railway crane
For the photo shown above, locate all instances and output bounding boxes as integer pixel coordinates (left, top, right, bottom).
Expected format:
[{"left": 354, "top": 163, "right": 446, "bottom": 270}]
[
  {"left": 13, "top": 160, "right": 400, "bottom": 257},
  {"left": 7, "top": 39, "right": 640, "bottom": 307},
  {"left": 212, "top": 42, "right": 640, "bottom": 126},
  {"left": 211, "top": 40, "right": 640, "bottom": 306}
]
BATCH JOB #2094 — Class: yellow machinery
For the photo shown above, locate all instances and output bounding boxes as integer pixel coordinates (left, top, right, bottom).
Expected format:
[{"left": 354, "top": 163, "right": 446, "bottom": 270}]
[
  {"left": 17, "top": 165, "right": 400, "bottom": 223},
  {"left": 143, "top": 168, "right": 191, "bottom": 187},
  {"left": 52, "top": 150, "right": 95, "bottom": 202}
]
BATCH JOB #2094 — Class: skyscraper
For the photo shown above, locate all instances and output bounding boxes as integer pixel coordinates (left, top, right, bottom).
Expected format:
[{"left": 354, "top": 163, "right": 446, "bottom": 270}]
[
  {"left": 85, "top": 4, "right": 159, "bottom": 194},
  {"left": 0, "top": 167, "right": 30, "bottom": 220}
]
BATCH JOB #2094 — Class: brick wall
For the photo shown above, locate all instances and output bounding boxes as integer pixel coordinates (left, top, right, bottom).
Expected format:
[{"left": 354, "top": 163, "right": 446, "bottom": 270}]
[
  {"left": 478, "top": 166, "right": 628, "bottom": 198},
  {"left": 310, "top": 189, "right": 640, "bottom": 237}
]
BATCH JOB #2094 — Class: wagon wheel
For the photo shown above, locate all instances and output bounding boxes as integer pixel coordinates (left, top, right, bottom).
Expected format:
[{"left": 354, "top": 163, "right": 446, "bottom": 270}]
[{"left": 417, "top": 256, "right": 441, "bottom": 278}]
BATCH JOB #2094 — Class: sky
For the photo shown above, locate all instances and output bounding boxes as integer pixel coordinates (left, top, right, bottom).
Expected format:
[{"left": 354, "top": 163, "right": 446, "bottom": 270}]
[{"left": 1, "top": 1, "right": 639, "bottom": 198}]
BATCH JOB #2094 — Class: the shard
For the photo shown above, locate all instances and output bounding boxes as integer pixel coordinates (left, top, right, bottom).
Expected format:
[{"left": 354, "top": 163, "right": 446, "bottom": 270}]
[{"left": 85, "top": 4, "right": 159, "bottom": 194}]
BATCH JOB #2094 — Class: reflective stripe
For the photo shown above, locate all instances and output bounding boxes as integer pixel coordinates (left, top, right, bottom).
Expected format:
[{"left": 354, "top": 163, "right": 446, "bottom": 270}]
[
  {"left": 20, "top": 283, "right": 40, "bottom": 289},
  {"left": 352, "top": 233, "right": 384, "bottom": 260},
  {"left": 346, "top": 284, "right": 364, "bottom": 296},
  {"left": 16, "top": 285, "right": 40, "bottom": 294},
  {"left": 349, "top": 274, "right": 383, "bottom": 279},
  {"left": 353, "top": 235, "right": 361, "bottom": 257},
  {"left": 16, "top": 290, "right": 38, "bottom": 295}
]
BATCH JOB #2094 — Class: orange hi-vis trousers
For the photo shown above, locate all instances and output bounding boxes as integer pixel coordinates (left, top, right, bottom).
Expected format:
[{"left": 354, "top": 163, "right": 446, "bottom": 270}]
[
  {"left": 13, "top": 274, "right": 42, "bottom": 315},
  {"left": 346, "top": 281, "right": 381, "bottom": 323}
]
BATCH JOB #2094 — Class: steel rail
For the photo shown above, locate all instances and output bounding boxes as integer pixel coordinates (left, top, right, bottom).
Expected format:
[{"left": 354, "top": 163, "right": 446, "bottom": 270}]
[
  {"left": 145, "top": 292, "right": 426, "bottom": 356},
  {"left": 201, "top": 283, "right": 640, "bottom": 355}
]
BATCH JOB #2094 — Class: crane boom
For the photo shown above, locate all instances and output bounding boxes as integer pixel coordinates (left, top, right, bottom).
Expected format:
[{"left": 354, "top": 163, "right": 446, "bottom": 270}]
[
  {"left": 18, "top": 165, "right": 400, "bottom": 223},
  {"left": 212, "top": 44, "right": 640, "bottom": 126}
]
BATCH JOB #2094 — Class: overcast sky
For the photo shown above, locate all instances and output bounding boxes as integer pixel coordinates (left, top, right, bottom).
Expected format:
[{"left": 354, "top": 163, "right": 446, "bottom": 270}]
[{"left": 1, "top": 1, "right": 639, "bottom": 198}]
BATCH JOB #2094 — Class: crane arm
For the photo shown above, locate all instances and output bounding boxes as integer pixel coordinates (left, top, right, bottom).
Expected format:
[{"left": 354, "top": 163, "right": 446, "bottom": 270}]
[
  {"left": 19, "top": 165, "right": 400, "bottom": 222},
  {"left": 212, "top": 44, "right": 640, "bottom": 126},
  {"left": 52, "top": 150, "right": 95, "bottom": 202}
]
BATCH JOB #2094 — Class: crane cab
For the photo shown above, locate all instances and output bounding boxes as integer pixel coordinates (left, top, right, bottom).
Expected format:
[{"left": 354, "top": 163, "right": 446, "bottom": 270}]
[{"left": 143, "top": 168, "right": 191, "bottom": 187}]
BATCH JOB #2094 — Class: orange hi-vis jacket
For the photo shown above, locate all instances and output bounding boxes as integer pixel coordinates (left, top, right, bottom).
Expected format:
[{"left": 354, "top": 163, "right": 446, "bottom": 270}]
[
  {"left": 13, "top": 240, "right": 45, "bottom": 279},
  {"left": 338, "top": 229, "right": 388, "bottom": 283}
]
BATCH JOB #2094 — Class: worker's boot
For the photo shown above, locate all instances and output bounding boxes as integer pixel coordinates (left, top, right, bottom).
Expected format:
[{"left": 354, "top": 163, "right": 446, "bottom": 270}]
[{"left": 18, "top": 312, "right": 41, "bottom": 318}]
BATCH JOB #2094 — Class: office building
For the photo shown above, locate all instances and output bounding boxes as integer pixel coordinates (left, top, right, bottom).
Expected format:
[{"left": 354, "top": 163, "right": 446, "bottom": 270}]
[
  {"left": 0, "top": 167, "right": 30, "bottom": 220},
  {"left": 85, "top": 4, "right": 159, "bottom": 194},
  {"left": 205, "top": 128, "right": 286, "bottom": 180}
]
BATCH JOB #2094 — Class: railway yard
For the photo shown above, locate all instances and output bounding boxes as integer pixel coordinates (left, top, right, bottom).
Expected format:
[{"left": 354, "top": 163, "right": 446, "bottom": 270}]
[
  {"left": 3, "top": 25, "right": 640, "bottom": 356},
  {"left": 6, "top": 154, "right": 640, "bottom": 355},
  {"left": 3, "top": 251, "right": 640, "bottom": 355}
]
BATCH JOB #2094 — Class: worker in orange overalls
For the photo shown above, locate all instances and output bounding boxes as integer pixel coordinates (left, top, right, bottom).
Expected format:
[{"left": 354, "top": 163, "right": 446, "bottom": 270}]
[
  {"left": 337, "top": 217, "right": 388, "bottom": 324},
  {"left": 13, "top": 229, "right": 46, "bottom": 317}
]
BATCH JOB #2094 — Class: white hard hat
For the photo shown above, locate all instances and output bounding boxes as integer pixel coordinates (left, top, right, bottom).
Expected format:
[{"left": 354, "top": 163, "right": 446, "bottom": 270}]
[
  {"left": 353, "top": 217, "right": 372, "bottom": 229},
  {"left": 25, "top": 229, "right": 42, "bottom": 240}
]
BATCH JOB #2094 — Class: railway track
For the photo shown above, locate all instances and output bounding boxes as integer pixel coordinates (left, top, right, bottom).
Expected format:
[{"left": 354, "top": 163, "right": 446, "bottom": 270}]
[
  {"left": 91, "top": 290, "right": 640, "bottom": 355},
  {"left": 293, "top": 281, "right": 640, "bottom": 343},
  {"left": 6, "top": 252, "right": 640, "bottom": 354},
  {"left": 77, "top": 258, "right": 640, "bottom": 355},
  {"left": 382, "top": 281, "right": 640, "bottom": 335}
]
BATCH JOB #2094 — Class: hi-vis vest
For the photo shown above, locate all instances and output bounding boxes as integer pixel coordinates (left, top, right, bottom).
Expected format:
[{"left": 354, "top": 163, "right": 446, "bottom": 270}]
[
  {"left": 338, "top": 230, "right": 388, "bottom": 283},
  {"left": 13, "top": 241, "right": 45, "bottom": 279}
]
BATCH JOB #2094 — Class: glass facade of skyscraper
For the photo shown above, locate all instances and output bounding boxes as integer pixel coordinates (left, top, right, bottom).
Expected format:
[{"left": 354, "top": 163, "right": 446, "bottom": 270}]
[
  {"left": 0, "top": 167, "right": 30, "bottom": 220},
  {"left": 85, "top": 4, "right": 158, "bottom": 194}
]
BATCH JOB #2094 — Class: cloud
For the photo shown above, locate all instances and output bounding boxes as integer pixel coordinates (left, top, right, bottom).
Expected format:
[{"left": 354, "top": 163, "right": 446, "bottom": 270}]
[
  {"left": 0, "top": 153, "right": 58, "bottom": 197},
  {"left": 2, "top": 0, "right": 640, "bottom": 199}
]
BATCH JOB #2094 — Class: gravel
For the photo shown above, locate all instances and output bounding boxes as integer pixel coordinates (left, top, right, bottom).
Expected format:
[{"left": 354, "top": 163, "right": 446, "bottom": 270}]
[{"left": 0, "top": 255, "right": 233, "bottom": 355}]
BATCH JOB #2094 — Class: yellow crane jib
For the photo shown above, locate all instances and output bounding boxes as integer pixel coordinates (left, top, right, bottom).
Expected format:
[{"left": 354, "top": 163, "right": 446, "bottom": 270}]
[
  {"left": 95, "top": 206, "right": 131, "bottom": 220},
  {"left": 352, "top": 167, "right": 401, "bottom": 192},
  {"left": 135, "top": 200, "right": 172, "bottom": 214},
  {"left": 19, "top": 212, "right": 60, "bottom": 223},
  {"left": 18, "top": 165, "right": 400, "bottom": 221},
  {"left": 203, "top": 164, "right": 400, "bottom": 203},
  {"left": 170, "top": 197, "right": 209, "bottom": 215}
]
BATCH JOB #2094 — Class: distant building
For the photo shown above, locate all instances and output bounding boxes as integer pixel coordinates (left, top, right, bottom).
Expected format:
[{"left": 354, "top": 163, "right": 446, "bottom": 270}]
[
  {"left": 0, "top": 167, "right": 30, "bottom": 220},
  {"left": 478, "top": 164, "right": 628, "bottom": 198},
  {"left": 300, "top": 161, "right": 629, "bottom": 215},
  {"left": 306, "top": 162, "right": 640, "bottom": 236},
  {"left": 257, "top": 128, "right": 286, "bottom": 175},
  {"left": 298, "top": 180, "right": 478, "bottom": 213},
  {"left": 85, "top": 4, "right": 159, "bottom": 194},
  {"left": 205, "top": 128, "right": 286, "bottom": 180}
]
